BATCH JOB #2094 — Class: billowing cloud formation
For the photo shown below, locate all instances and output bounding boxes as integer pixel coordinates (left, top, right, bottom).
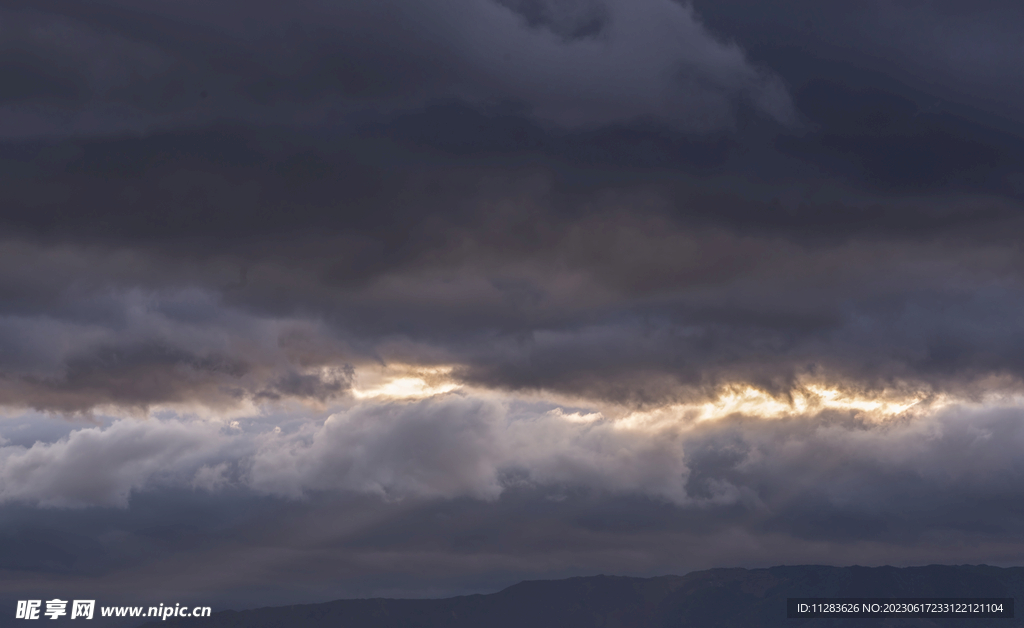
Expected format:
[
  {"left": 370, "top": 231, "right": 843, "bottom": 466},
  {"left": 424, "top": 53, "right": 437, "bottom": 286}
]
[
  {"left": 248, "top": 396, "right": 692, "bottom": 502},
  {"left": 1, "top": 207, "right": 1023, "bottom": 413},
  {"left": 4, "top": 394, "right": 1024, "bottom": 520},
  {"left": 0, "top": 0, "right": 790, "bottom": 138},
  {"left": 2, "top": 0, "right": 1024, "bottom": 615},
  {"left": 4, "top": 394, "right": 1024, "bottom": 611},
  {"left": 0, "top": 267, "right": 354, "bottom": 412},
  {"left": 0, "top": 1, "right": 1016, "bottom": 417},
  {"left": 0, "top": 418, "right": 226, "bottom": 507},
  {"left": 692, "top": 0, "right": 1024, "bottom": 126},
  {"left": 0, "top": 395, "right": 689, "bottom": 506}
]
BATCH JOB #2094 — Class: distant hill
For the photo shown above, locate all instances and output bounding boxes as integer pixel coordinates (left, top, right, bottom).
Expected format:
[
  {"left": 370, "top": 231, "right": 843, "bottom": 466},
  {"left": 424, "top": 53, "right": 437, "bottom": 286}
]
[{"left": 146, "top": 565, "right": 1024, "bottom": 627}]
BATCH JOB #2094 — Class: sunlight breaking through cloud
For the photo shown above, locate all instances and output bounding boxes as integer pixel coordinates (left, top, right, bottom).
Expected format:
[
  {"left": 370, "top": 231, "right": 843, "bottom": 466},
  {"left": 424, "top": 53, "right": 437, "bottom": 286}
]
[
  {"left": 351, "top": 365, "right": 461, "bottom": 401},
  {"left": 613, "top": 382, "right": 958, "bottom": 430}
]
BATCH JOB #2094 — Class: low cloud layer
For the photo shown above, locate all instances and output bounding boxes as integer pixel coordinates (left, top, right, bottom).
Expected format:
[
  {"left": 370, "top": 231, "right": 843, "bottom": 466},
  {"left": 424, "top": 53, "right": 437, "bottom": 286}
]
[
  {"left": 5, "top": 394, "right": 1024, "bottom": 523},
  {"left": 0, "top": 395, "right": 690, "bottom": 506},
  {"left": 5, "top": 395, "right": 1024, "bottom": 609}
]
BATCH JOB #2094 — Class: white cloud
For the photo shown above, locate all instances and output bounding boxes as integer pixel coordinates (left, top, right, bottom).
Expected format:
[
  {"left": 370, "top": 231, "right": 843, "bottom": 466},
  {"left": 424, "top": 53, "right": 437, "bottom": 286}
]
[
  {"left": 4, "top": 391, "right": 1023, "bottom": 513},
  {"left": 0, "top": 394, "right": 693, "bottom": 507},
  {"left": 0, "top": 418, "right": 232, "bottom": 507}
]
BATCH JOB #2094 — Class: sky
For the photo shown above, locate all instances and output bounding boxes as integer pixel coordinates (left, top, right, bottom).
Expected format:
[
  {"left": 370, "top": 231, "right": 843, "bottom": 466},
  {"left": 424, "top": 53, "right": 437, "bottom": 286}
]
[{"left": 2, "top": 0, "right": 1024, "bottom": 618}]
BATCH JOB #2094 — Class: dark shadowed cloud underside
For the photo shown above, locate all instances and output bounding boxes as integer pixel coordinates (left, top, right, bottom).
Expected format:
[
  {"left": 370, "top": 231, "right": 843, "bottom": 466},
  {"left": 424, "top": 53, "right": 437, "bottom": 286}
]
[{"left": 1, "top": 0, "right": 1024, "bottom": 617}]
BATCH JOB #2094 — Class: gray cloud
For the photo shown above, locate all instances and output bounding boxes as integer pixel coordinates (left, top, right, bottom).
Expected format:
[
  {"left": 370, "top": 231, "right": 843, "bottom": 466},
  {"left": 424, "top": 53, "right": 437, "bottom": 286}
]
[
  {"left": 247, "top": 396, "right": 691, "bottom": 502},
  {"left": 0, "top": 266, "right": 356, "bottom": 411},
  {"left": 1, "top": 192, "right": 1024, "bottom": 411},
  {"left": 4, "top": 393, "right": 1024, "bottom": 526},
  {"left": 0, "top": 418, "right": 229, "bottom": 507},
  {"left": 0, "top": 395, "right": 690, "bottom": 507},
  {"left": 692, "top": 0, "right": 1024, "bottom": 126},
  {"left": 0, "top": 0, "right": 792, "bottom": 139},
  {"left": 4, "top": 399, "right": 1024, "bottom": 612},
  {"left": 1, "top": 0, "right": 1024, "bottom": 614}
]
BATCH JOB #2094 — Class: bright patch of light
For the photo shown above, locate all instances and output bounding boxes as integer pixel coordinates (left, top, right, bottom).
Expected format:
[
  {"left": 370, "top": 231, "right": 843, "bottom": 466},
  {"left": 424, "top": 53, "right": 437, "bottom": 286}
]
[
  {"left": 547, "top": 408, "right": 604, "bottom": 423},
  {"left": 615, "top": 383, "right": 954, "bottom": 430},
  {"left": 351, "top": 365, "right": 460, "bottom": 400}
]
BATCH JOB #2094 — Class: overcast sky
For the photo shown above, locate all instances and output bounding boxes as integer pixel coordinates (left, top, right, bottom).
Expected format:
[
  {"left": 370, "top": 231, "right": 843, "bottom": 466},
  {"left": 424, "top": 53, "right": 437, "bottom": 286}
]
[{"left": 2, "top": 0, "right": 1024, "bottom": 620}]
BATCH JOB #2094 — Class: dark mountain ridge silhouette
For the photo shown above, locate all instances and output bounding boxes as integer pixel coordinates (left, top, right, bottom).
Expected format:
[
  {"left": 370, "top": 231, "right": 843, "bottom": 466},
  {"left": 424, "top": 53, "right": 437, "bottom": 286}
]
[{"left": 147, "top": 565, "right": 1024, "bottom": 627}]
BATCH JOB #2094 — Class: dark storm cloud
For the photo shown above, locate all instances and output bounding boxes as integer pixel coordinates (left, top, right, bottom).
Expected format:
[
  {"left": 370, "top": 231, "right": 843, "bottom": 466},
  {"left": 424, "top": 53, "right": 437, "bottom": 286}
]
[
  {"left": 0, "top": 257, "right": 356, "bottom": 411},
  {"left": 0, "top": 55, "right": 1015, "bottom": 411},
  {"left": 0, "top": 0, "right": 792, "bottom": 139},
  {"left": 443, "top": 231, "right": 1024, "bottom": 402},
  {"left": 5, "top": 0, "right": 1024, "bottom": 618},
  {"left": 690, "top": 0, "right": 1024, "bottom": 125},
  {"left": 0, "top": 164, "right": 1023, "bottom": 410}
]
